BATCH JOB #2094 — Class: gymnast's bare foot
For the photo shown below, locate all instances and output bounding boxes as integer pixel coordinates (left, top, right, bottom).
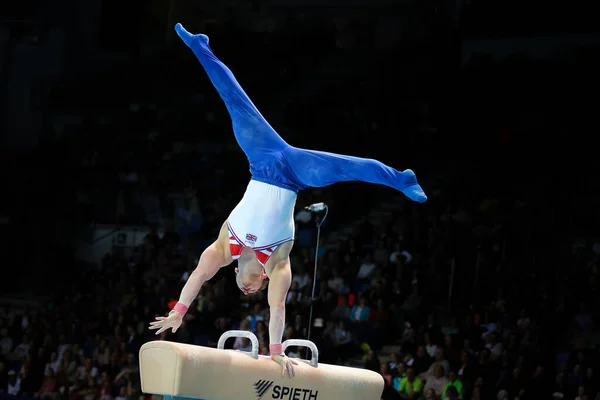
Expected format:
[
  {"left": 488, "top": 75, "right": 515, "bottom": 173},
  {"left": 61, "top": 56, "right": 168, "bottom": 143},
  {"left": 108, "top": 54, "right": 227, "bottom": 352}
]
[{"left": 175, "top": 23, "right": 209, "bottom": 46}]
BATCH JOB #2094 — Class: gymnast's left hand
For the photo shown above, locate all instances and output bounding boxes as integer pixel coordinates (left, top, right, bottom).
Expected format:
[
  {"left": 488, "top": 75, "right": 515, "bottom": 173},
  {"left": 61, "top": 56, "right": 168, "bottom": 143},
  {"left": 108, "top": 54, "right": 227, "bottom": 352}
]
[{"left": 271, "top": 354, "right": 298, "bottom": 378}]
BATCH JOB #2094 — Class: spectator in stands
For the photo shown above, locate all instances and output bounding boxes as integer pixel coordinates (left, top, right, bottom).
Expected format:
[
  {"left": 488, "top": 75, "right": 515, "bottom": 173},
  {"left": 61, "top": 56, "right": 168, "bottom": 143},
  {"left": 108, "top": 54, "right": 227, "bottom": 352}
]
[
  {"left": 98, "top": 372, "right": 112, "bottom": 400},
  {"left": 349, "top": 295, "right": 370, "bottom": 322},
  {"left": 257, "top": 320, "right": 270, "bottom": 342},
  {"left": 75, "top": 358, "right": 97, "bottom": 382},
  {"left": 233, "top": 320, "right": 251, "bottom": 349},
  {"left": 246, "top": 303, "right": 265, "bottom": 332},
  {"left": 93, "top": 341, "right": 110, "bottom": 367},
  {"left": 442, "top": 335, "right": 460, "bottom": 370},
  {"left": 470, "top": 376, "right": 484, "bottom": 400},
  {"left": 388, "top": 352, "right": 400, "bottom": 371},
  {"left": 12, "top": 335, "right": 30, "bottom": 362},
  {"left": 380, "top": 363, "right": 392, "bottom": 387},
  {"left": 259, "top": 341, "right": 269, "bottom": 355},
  {"left": 327, "top": 269, "right": 345, "bottom": 294},
  {"left": 7, "top": 370, "right": 19, "bottom": 395},
  {"left": 402, "top": 326, "right": 418, "bottom": 355},
  {"left": 292, "top": 267, "right": 311, "bottom": 291},
  {"left": 283, "top": 326, "right": 295, "bottom": 342},
  {"left": 398, "top": 367, "right": 423, "bottom": 399},
  {"left": 356, "top": 254, "right": 376, "bottom": 290},
  {"left": 36, "top": 368, "right": 58, "bottom": 399},
  {"left": 329, "top": 321, "right": 353, "bottom": 363},
  {"left": 423, "top": 364, "right": 449, "bottom": 399},
  {"left": 392, "top": 361, "right": 407, "bottom": 392},
  {"left": 0, "top": 328, "right": 12, "bottom": 357},
  {"left": 364, "top": 350, "right": 380, "bottom": 372},
  {"left": 424, "top": 332, "right": 438, "bottom": 358},
  {"left": 457, "top": 350, "right": 475, "bottom": 384},
  {"left": 427, "top": 348, "right": 450, "bottom": 377},
  {"left": 483, "top": 332, "right": 502, "bottom": 362},
  {"left": 125, "top": 326, "right": 142, "bottom": 354},
  {"left": 443, "top": 385, "right": 460, "bottom": 400},
  {"left": 568, "top": 363, "right": 585, "bottom": 391},
  {"left": 18, "top": 367, "right": 36, "bottom": 397},
  {"left": 44, "top": 352, "right": 59, "bottom": 376},
  {"left": 236, "top": 338, "right": 253, "bottom": 352},
  {"left": 314, "top": 282, "right": 337, "bottom": 315},
  {"left": 286, "top": 282, "right": 302, "bottom": 305},
  {"left": 413, "top": 346, "right": 431, "bottom": 375},
  {"left": 331, "top": 296, "right": 350, "bottom": 320},
  {"left": 423, "top": 388, "right": 436, "bottom": 400},
  {"left": 443, "top": 371, "right": 463, "bottom": 399}
]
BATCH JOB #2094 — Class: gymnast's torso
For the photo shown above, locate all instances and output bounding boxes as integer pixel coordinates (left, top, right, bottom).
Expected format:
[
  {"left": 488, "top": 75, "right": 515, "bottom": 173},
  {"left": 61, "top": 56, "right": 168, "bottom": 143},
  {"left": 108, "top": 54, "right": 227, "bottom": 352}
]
[{"left": 227, "top": 180, "right": 296, "bottom": 266}]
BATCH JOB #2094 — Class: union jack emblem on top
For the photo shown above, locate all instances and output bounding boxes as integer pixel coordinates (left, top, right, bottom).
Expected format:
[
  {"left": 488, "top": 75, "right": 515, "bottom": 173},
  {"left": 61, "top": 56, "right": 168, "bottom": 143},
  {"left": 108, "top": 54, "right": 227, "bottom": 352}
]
[{"left": 246, "top": 233, "right": 257, "bottom": 243}]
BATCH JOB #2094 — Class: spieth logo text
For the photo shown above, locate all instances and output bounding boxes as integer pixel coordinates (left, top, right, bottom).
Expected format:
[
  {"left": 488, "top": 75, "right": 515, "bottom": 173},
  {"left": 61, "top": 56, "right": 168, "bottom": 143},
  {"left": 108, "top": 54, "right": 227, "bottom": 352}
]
[{"left": 253, "top": 380, "right": 318, "bottom": 400}]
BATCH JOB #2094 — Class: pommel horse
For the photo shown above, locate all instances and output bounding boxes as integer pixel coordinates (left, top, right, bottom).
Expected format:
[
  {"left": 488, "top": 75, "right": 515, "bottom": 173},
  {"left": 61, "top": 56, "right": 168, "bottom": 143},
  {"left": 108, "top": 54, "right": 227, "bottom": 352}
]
[{"left": 139, "top": 330, "right": 384, "bottom": 400}]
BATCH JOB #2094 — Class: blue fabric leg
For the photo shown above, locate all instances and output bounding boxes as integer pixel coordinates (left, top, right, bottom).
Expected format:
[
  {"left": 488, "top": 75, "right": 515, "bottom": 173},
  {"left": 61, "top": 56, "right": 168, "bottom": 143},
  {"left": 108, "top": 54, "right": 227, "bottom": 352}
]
[
  {"left": 175, "top": 24, "right": 426, "bottom": 201},
  {"left": 282, "top": 146, "right": 427, "bottom": 202},
  {"left": 175, "top": 24, "right": 288, "bottom": 163}
]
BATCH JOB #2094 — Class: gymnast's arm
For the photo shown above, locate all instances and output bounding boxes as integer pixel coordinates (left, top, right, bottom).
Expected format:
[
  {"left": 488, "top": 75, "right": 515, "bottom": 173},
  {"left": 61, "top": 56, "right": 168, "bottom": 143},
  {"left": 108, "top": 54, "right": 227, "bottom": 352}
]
[
  {"left": 150, "top": 223, "right": 232, "bottom": 335},
  {"left": 150, "top": 236, "right": 230, "bottom": 334},
  {"left": 267, "top": 258, "right": 292, "bottom": 350},
  {"left": 172, "top": 223, "right": 232, "bottom": 315}
]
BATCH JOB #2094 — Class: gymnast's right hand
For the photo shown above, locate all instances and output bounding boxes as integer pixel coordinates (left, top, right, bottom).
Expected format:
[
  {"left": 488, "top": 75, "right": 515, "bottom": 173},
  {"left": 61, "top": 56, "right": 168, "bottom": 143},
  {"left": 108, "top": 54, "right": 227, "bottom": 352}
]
[
  {"left": 271, "top": 354, "right": 298, "bottom": 378},
  {"left": 149, "top": 311, "right": 183, "bottom": 335}
]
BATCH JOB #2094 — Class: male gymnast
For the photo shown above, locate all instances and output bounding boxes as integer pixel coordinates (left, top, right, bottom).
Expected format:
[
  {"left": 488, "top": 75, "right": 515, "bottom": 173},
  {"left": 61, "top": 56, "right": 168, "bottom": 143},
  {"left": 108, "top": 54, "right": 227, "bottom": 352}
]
[{"left": 149, "top": 23, "right": 427, "bottom": 378}]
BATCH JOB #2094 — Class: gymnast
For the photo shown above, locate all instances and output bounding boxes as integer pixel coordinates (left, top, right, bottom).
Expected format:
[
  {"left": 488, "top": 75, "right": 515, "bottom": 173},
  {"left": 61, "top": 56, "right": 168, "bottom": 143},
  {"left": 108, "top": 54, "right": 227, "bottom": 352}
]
[{"left": 149, "top": 23, "right": 427, "bottom": 378}]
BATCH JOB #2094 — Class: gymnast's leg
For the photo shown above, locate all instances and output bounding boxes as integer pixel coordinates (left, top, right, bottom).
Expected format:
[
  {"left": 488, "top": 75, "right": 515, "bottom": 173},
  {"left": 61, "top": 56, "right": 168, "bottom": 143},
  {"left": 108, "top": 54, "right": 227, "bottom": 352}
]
[
  {"left": 174, "top": 24, "right": 288, "bottom": 162},
  {"left": 282, "top": 147, "right": 427, "bottom": 202}
]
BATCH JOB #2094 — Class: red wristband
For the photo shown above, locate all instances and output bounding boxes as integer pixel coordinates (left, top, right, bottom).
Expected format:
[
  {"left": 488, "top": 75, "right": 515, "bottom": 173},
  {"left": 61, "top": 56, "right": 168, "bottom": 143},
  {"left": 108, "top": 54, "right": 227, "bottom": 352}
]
[
  {"left": 269, "top": 343, "right": 283, "bottom": 355},
  {"left": 172, "top": 302, "right": 188, "bottom": 316}
]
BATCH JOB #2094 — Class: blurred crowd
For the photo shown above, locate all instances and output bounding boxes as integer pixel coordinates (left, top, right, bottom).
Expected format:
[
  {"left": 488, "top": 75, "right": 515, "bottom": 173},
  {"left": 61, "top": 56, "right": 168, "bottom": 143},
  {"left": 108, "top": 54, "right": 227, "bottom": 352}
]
[{"left": 1, "top": 187, "right": 600, "bottom": 400}]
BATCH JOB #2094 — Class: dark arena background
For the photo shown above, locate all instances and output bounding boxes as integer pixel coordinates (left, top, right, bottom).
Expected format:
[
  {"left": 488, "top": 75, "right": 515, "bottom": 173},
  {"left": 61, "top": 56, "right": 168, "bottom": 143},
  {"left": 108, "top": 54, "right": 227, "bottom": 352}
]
[{"left": 1, "top": 0, "right": 599, "bottom": 399}]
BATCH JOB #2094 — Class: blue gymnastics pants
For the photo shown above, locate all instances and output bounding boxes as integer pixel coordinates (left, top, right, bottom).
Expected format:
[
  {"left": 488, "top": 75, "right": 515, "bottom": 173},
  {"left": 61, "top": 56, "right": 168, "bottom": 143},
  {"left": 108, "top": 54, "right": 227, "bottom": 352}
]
[{"left": 175, "top": 23, "right": 426, "bottom": 202}]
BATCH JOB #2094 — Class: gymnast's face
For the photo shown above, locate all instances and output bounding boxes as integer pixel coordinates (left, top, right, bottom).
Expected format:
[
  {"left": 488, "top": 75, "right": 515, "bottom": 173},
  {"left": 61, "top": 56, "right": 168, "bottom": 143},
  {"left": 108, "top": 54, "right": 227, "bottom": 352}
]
[{"left": 235, "top": 257, "right": 266, "bottom": 295}]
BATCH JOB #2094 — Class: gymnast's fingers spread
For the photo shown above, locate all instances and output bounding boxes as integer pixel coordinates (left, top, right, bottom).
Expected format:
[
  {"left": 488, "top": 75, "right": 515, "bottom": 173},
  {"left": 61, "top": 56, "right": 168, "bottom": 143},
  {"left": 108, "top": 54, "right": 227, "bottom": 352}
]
[
  {"left": 155, "top": 316, "right": 167, "bottom": 321},
  {"left": 288, "top": 363, "right": 295, "bottom": 378},
  {"left": 155, "top": 326, "right": 168, "bottom": 335}
]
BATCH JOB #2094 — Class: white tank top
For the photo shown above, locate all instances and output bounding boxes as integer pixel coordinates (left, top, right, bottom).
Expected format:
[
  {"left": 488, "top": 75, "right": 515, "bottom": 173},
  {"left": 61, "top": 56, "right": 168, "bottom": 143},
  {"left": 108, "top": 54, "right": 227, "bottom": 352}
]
[{"left": 227, "top": 180, "right": 297, "bottom": 265}]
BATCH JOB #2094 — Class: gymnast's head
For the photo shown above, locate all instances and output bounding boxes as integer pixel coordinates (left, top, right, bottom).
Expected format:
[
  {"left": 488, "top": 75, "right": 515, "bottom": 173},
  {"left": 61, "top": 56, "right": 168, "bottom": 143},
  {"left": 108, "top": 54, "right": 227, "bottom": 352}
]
[{"left": 235, "top": 249, "right": 268, "bottom": 295}]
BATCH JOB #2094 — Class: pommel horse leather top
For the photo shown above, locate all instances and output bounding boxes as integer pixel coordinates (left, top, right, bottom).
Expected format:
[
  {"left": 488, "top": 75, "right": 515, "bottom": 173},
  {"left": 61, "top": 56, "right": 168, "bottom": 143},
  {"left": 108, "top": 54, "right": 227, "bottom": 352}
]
[{"left": 139, "top": 330, "right": 384, "bottom": 400}]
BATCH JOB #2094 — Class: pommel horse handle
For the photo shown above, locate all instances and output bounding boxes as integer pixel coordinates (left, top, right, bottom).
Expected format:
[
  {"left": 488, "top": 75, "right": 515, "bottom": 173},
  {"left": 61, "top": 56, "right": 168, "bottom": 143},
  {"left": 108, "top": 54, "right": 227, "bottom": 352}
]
[
  {"left": 217, "top": 330, "right": 259, "bottom": 359},
  {"left": 283, "top": 339, "right": 319, "bottom": 367}
]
